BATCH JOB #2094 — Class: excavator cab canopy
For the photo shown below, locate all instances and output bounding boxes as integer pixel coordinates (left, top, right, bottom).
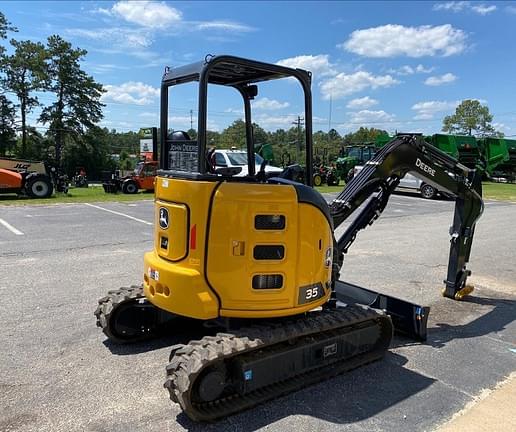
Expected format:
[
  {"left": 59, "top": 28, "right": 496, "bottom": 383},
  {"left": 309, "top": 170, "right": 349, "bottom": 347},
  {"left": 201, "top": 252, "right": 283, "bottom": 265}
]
[{"left": 160, "top": 55, "right": 314, "bottom": 184}]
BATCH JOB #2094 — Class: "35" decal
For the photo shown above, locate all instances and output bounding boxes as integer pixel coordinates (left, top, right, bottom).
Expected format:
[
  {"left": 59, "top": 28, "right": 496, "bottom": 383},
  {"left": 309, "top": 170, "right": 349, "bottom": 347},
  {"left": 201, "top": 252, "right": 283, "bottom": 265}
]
[{"left": 298, "top": 283, "right": 325, "bottom": 304}]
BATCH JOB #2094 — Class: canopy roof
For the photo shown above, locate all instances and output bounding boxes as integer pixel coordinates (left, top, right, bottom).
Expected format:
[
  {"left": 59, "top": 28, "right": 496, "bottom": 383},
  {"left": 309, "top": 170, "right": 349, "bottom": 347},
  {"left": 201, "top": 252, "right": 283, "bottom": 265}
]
[{"left": 162, "top": 54, "right": 311, "bottom": 87}]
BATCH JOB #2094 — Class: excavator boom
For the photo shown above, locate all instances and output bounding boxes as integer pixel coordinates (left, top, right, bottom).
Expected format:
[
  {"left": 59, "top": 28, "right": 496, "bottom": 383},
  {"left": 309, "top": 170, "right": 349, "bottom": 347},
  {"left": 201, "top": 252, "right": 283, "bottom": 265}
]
[{"left": 331, "top": 134, "right": 484, "bottom": 339}]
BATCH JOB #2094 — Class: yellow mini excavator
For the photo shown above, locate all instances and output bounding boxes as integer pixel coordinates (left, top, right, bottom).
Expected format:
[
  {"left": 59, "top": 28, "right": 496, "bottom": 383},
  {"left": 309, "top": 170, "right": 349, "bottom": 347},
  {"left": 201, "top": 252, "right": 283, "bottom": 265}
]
[{"left": 95, "top": 55, "right": 484, "bottom": 422}]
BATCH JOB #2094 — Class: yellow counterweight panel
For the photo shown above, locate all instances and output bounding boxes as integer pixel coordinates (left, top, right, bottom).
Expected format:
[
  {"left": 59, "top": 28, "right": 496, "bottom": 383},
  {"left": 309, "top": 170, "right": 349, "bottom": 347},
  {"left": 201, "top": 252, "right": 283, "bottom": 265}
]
[
  {"left": 295, "top": 202, "right": 334, "bottom": 297},
  {"left": 143, "top": 176, "right": 220, "bottom": 320},
  {"left": 207, "top": 183, "right": 333, "bottom": 317}
]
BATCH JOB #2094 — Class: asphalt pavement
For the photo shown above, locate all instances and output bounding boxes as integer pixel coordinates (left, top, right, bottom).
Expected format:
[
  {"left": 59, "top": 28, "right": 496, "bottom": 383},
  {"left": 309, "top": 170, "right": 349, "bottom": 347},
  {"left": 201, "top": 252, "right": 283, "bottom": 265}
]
[{"left": 0, "top": 192, "right": 515, "bottom": 432}]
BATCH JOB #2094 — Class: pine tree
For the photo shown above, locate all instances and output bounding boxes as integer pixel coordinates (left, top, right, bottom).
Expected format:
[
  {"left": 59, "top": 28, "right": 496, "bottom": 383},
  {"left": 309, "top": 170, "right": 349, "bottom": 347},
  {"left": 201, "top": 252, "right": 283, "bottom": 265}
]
[
  {"left": 39, "top": 35, "right": 104, "bottom": 166},
  {"left": 1, "top": 40, "right": 48, "bottom": 157},
  {"left": 0, "top": 94, "right": 16, "bottom": 155},
  {"left": 442, "top": 100, "right": 498, "bottom": 137}
]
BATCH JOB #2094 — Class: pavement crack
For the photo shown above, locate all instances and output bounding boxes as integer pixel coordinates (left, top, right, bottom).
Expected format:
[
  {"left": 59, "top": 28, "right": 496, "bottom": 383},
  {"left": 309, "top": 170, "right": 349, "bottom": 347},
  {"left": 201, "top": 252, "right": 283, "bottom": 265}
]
[{"left": 0, "top": 240, "right": 153, "bottom": 257}]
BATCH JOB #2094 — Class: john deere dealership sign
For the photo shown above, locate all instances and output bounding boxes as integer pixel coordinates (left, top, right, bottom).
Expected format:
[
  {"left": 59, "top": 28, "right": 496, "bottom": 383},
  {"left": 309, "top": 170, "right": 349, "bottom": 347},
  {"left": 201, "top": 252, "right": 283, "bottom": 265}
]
[{"left": 139, "top": 127, "right": 155, "bottom": 154}]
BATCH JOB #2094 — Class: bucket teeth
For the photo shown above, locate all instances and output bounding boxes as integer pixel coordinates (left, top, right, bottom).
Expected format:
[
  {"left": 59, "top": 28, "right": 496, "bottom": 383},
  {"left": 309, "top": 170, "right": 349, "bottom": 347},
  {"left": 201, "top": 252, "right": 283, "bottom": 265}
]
[{"left": 454, "top": 284, "right": 474, "bottom": 301}]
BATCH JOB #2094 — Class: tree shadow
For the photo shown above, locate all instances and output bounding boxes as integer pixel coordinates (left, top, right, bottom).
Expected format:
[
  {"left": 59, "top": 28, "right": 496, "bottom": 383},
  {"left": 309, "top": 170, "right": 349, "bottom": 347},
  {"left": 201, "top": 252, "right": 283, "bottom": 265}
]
[
  {"left": 0, "top": 194, "right": 24, "bottom": 201},
  {"left": 174, "top": 352, "right": 435, "bottom": 432}
]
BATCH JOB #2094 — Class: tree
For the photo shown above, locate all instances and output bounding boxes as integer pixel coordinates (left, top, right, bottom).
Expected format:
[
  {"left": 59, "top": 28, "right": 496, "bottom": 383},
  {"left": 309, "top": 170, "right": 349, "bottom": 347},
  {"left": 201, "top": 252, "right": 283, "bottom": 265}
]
[
  {"left": 63, "top": 126, "right": 116, "bottom": 179},
  {"left": 39, "top": 35, "right": 104, "bottom": 167},
  {"left": 0, "top": 94, "right": 16, "bottom": 155},
  {"left": 0, "top": 12, "right": 17, "bottom": 56},
  {"left": 1, "top": 39, "right": 48, "bottom": 157},
  {"left": 219, "top": 119, "right": 246, "bottom": 149},
  {"left": 343, "top": 127, "right": 387, "bottom": 144},
  {"left": 442, "top": 99, "right": 498, "bottom": 137}
]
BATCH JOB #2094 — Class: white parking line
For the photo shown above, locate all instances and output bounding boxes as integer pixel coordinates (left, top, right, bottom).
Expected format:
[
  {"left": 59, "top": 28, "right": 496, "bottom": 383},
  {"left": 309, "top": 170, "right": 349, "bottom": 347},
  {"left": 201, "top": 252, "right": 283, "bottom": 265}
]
[
  {"left": 84, "top": 203, "right": 153, "bottom": 226},
  {"left": 0, "top": 218, "right": 24, "bottom": 235}
]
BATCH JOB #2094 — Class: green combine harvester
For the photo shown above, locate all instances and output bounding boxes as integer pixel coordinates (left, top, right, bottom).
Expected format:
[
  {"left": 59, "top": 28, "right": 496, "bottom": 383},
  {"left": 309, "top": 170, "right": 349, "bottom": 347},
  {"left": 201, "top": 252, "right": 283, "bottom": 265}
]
[{"left": 376, "top": 133, "right": 513, "bottom": 180}]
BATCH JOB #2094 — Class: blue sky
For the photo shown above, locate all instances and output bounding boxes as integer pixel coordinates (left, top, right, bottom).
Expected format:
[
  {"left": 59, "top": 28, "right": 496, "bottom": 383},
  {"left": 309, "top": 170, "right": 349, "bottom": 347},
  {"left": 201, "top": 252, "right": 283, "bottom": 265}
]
[{"left": 2, "top": 1, "right": 516, "bottom": 136}]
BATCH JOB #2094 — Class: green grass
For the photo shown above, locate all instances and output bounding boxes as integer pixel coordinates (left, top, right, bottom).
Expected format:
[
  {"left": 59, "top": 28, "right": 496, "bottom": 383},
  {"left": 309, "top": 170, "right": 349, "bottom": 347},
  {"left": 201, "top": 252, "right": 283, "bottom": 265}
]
[
  {"left": 317, "top": 181, "right": 516, "bottom": 202},
  {"left": 482, "top": 181, "right": 516, "bottom": 201},
  {"left": 314, "top": 185, "right": 344, "bottom": 194},
  {"left": 1, "top": 181, "right": 515, "bottom": 206},
  {"left": 0, "top": 185, "right": 154, "bottom": 206}
]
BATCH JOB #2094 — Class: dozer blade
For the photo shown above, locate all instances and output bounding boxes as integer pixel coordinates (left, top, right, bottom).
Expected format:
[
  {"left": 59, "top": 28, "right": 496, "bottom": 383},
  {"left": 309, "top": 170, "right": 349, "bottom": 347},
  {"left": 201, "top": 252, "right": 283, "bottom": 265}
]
[
  {"left": 164, "top": 304, "right": 393, "bottom": 422},
  {"left": 334, "top": 280, "right": 430, "bottom": 341}
]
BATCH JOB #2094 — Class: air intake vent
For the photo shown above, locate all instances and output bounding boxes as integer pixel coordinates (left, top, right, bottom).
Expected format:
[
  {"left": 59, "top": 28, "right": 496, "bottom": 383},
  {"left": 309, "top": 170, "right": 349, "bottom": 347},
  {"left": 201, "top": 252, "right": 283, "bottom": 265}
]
[
  {"left": 255, "top": 215, "right": 285, "bottom": 230},
  {"left": 253, "top": 245, "right": 285, "bottom": 260},
  {"left": 252, "top": 274, "right": 283, "bottom": 289}
]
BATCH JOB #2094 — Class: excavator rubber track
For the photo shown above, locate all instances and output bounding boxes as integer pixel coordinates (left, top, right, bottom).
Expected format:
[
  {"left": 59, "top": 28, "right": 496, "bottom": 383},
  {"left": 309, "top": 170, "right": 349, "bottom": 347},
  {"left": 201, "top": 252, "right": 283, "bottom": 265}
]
[
  {"left": 94, "top": 285, "right": 175, "bottom": 344},
  {"left": 164, "top": 305, "right": 393, "bottom": 422}
]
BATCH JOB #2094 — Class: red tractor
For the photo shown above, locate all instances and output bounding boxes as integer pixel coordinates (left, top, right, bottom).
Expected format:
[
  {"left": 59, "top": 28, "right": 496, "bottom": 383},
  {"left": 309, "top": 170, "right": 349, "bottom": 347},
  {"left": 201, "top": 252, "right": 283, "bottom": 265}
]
[{"left": 102, "top": 160, "right": 158, "bottom": 194}]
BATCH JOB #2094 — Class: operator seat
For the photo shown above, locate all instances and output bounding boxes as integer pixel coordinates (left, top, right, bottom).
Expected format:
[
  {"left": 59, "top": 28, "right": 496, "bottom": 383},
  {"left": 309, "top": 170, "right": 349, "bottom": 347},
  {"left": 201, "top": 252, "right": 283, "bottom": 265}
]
[{"left": 168, "top": 130, "right": 191, "bottom": 141}]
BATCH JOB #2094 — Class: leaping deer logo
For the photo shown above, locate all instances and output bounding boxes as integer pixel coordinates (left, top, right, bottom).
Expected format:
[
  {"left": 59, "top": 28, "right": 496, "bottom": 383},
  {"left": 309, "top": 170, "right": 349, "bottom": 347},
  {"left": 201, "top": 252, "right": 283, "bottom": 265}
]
[{"left": 159, "top": 207, "right": 169, "bottom": 229}]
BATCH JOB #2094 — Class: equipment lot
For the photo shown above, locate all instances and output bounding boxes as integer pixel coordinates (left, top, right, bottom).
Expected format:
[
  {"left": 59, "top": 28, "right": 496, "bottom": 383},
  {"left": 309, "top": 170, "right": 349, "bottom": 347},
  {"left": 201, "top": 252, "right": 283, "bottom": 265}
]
[{"left": 1, "top": 194, "right": 515, "bottom": 432}]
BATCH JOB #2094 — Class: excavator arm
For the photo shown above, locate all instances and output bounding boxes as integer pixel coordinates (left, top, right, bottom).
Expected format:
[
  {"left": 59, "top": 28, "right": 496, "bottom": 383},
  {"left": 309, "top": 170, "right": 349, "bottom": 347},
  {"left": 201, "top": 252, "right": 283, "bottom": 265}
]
[{"left": 331, "top": 134, "right": 484, "bottom": 339}]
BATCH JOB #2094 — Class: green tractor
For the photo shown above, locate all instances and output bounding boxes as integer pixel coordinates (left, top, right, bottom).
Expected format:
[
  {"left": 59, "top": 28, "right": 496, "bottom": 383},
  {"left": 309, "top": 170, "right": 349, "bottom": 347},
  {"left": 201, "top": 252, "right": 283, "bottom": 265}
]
[{"left": 335, "top": 145, "right": 377, "bottom": 181}]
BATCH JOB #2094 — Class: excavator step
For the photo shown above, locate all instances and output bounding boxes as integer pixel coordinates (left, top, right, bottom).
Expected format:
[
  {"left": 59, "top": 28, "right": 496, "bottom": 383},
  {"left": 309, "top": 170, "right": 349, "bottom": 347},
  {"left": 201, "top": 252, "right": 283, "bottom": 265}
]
[{"left": 163, "top": 305, "right": 393, "bottom": 422}]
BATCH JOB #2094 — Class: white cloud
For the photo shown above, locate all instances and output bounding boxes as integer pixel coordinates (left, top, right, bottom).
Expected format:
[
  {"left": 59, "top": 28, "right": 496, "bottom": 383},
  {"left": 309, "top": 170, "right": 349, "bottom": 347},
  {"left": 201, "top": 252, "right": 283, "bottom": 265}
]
[
  {"left": 320, "top": 71, "right": 399, "bottom": 100},
  {"left": 169, "top": 115, "right": 219, "bottom": 132},
  {"left": 112, "top": 1, "right": 182, "bottom": 28},
  {"left": 345, "top": 110, "right": 396, "bottom": 126},
  {"left": 433, "top": 1, "right": 470, "bottom": 12},
  {"left": 411, "top": 100, "right": 459, "bottom": 119},
  {"left": 224, "top": 107, "right": 243, "bottom": 115},
  {"left": 341, "top": 24, "right": 467, "bottom": 57},
  {"left": 82, "top": 62, "right": 130, "bottom": 74},
  {"left": 416, "top": 64, "right": 435, "bottom": 73},
  {"left": 492, "top": 122, "right": 510, "bottom": 133},
  {"left": 195, "top": 21, "right": 254, "bottom": 32},
  {"left": 93, "top": 2, "right": 253, "bottom": 35},
  {"left": 102, "top": 81, "right": 160, "bottom": 105},
  {"left": 424, "top": 72, "right": 457, "bottom": 86},
  {"left": 433, "top": 2, "right": 497, "bottom": 15},
  {"left": 346, "top": 96, "right": 379, "bottom": 109},
  {"left": 471, "top": 4, "right": 497, "bottom": 15},
  {"left": 66, "top": 27, "right": 153, "bottom": 48},
  {"left": 93, "top": 7, "right": 112, "bottom": 16},
  {"left": 389, "top": 64, "right": 435, "bottom": 75},
  {"left": 253, "top": 97, "right": 290, "bottom": 110},
  {"left": 139, "top": 112, "right": 158, "bottom": 118},
  {"left": 276, "top": 54, "right": 336, "bottom": 78},
  {"left": 251, "top": 114, "right": 297, "bottom": 130}
]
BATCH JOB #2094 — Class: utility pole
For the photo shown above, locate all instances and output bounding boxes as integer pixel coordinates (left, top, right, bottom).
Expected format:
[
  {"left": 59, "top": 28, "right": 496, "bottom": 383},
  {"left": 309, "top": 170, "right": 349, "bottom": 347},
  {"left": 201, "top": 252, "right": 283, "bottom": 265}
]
[
  {"left": 328, "top": 94, "right": 332, "bottom": 132},
  {"left": 190, "top": 109, "right": 193, "bottom": 130},
  {"left": 292, "top": 115, "right": 304, "bottom": 162}
]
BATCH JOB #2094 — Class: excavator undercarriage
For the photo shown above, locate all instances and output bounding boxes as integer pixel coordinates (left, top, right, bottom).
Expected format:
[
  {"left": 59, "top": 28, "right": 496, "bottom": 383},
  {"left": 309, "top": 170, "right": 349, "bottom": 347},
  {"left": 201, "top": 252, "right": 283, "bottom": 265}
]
[{"left": 94, "top": 55, "right": 484, "bottom": 422}]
